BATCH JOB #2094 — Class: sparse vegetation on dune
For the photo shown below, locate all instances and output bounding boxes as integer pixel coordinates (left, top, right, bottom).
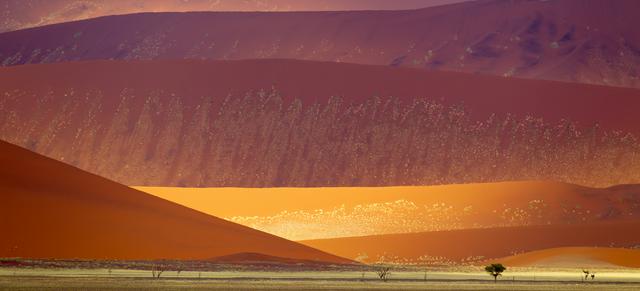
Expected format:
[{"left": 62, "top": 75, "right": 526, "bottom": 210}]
[
  {"left": 139, "top": 182, "right": 640, "bottom": 241},
  {"left": 2, "top": 88, "right": 639, "bottom": 188}
]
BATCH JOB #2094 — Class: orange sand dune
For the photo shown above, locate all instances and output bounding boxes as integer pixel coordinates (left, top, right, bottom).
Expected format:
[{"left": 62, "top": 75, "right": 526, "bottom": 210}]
[
  {"left": 300, "top": 221, "right": 640, "bottom": 265},
  {"left": 0, "top": 140, "right": 351, "bottom": 264},
  {"left": 137, "top": 182, "right": 640, "bottom": 240},
  {"left": 496, "top": 247, "right": 640, "bottom": 268}
]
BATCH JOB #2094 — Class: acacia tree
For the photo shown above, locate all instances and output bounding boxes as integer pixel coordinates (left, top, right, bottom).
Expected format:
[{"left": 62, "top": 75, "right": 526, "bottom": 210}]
[{"left": 485, "top": 263, "right": 506, "bottom": 282}]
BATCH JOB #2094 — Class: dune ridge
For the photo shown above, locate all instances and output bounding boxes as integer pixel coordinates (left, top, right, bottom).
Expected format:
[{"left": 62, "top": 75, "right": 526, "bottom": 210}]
[
  {"left": 0, "top": 0, "right": 470, "bottom": 33},
  {"left": 0, "top": 139, "right": 352, "bottom": 264},
  {"left": 1, "top": 0, "right": 639, "bottom": 87},
  {"left": 1, "top": 59, "right": 640, "bottom": 188}
]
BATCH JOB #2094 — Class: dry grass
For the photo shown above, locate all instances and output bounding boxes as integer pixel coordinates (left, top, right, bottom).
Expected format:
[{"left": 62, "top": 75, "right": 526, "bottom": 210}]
[
  {"left": 2, "top": 267, "right": 640, "bottom": 290},
  {"left": 1, "top": 276, "right": 640, "bottom": 291}
]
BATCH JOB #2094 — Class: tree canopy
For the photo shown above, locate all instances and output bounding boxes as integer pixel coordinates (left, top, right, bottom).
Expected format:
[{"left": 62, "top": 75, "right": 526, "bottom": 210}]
[{"left": 485, "top": 263, "right": 507, "bottom": 282}]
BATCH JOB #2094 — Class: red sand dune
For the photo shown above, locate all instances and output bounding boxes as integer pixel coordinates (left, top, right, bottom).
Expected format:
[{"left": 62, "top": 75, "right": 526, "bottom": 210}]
[
  {"left": 1, "top": 59, "right": 639, "bottom": 188},
  {"left": 496, "top": 247, "right": 640, "bottom": 268},
  {"left": 1, "top": 0, "right": 638, "bottom": 87},
  {"left": 0, "top": 139, "right": 352, "bottom": 264},
  {"left": 300, "top": 221, "right": 640, "bottom": 265},
  {"left": 0, "top": 0, "right": 469, "bottom": 32}
]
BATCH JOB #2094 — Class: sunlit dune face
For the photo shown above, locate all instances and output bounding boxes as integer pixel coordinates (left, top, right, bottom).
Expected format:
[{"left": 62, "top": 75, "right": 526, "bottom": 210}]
[
  {"left": 137, "top": 182, "right": 640, "bottom": 241},
  {"left": 0, "top": 0, "right": 470, "bottom": 32}
]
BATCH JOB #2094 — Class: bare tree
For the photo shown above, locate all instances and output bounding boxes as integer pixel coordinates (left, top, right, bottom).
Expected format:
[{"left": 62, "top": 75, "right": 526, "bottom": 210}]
[
  {"left": 151, "top": 264, "right": 165, "bottom": 279},
  {"left": 176, "top": 263, "right": 183, "bottom": 277},
  {"left": 376, "top": 266, "right": 391, "bottom": 282},
  {"left": 583, "top": 269, "right": 590, "bottom": 281}
]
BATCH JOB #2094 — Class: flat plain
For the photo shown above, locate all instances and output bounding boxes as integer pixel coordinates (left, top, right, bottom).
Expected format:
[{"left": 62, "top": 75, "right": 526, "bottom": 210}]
[{"left": 2, "top": 268, "right": 640, "bottom": 291}]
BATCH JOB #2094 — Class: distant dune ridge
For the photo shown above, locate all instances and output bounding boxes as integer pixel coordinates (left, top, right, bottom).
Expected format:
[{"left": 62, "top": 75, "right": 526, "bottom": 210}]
[
  {"left": 0, "top": 139, "right": 352, "bottom": 264},
  {"left": 1, "top": 59, "right": 639, "bottom": 188},
  {"left": 0, "top": 0, "right": 638, "bottom": 87},
  {"left": 137, "top": 182, "right": 640, "bottom": 240},
  {"left": 0, "top": 0, "right": 470, "bottom": 32},
  {"left": 300, "top": 221, "right": 640, "bottom": 265}
]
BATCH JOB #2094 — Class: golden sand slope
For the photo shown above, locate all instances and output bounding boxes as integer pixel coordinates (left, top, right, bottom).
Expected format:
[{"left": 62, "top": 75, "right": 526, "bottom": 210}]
[
  {"left": 496, "top": 247, "right": 640, "bottom": 268},
  {"left": 137, "top": 182, "right": 640, "bottom": 240}
]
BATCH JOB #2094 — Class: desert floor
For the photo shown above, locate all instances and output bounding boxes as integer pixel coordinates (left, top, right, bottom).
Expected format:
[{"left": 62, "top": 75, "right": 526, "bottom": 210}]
[{"left": 2, "top": 268, "right": 640, "bottom": 290}]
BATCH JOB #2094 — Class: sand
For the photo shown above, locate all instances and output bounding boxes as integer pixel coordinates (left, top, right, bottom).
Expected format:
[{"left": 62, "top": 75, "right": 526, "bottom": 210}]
[
  {"left": 497, "top": 247, "right": 640, "bottom": 268},
  {"left": 2, "top": 60, "right": 640, "bottom": 189},
  {"left": 299, "top": 221, "right": 640, "bottom": 264},
  {"left": 1, "top": 0, "right": 639, "bottom": 88},
  {"left": 0, "top": 140, "right": 351, "bottom": 264},
  {"left": 136, "top": 182, "right": 640, "bottom": 240}
]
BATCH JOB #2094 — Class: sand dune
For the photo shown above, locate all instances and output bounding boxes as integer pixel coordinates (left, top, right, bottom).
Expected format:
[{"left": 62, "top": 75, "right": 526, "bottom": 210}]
[
  {"left": 1, "top": 0, "right": 639, "bottom": 87},
  {"left": 496, "top": 247, "right": 640, "bottom": 268},
  {"left": 0, "top": 0, "right": 469, "bottom": 32},
  {"left": 300, "top": 221, "right": 640, "bottom": 265},
  {"left": 137, "top": 182, "right": 640, "bottom": 240},
  {"left": 1, "top": 60, "right": 640, "bottom": 188},
  {"left": 209, "top": 252, "right": 341, "bottom": 266},
  {"left": 0, "top": 140, "right": 351, "bottom": 264}
]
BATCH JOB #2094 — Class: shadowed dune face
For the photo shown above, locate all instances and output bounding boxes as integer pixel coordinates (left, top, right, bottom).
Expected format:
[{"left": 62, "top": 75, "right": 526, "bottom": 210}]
[
  {"left": 300, "top": 221, "right": 640, "bottom": 265},
  {"left": 1, "top": 59, "right": 640, "bottom": 188},
  {"left": 497, "top": 247, "right": 640, "bottom": 268},
  {"left": 0, "top": 0, "right": 470, "bottom": 32},
  {"left": 1, "top": 0, "right": 639, "bottom": 87},
  {"left": 0, "top": 140, "right": 352, "bottom": 264},
  {"left": 138, "top": 182, "right": 640, "bottom": 241},
  {"left": 208, "top": 252, "right": 342, "bottom": 266}
]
